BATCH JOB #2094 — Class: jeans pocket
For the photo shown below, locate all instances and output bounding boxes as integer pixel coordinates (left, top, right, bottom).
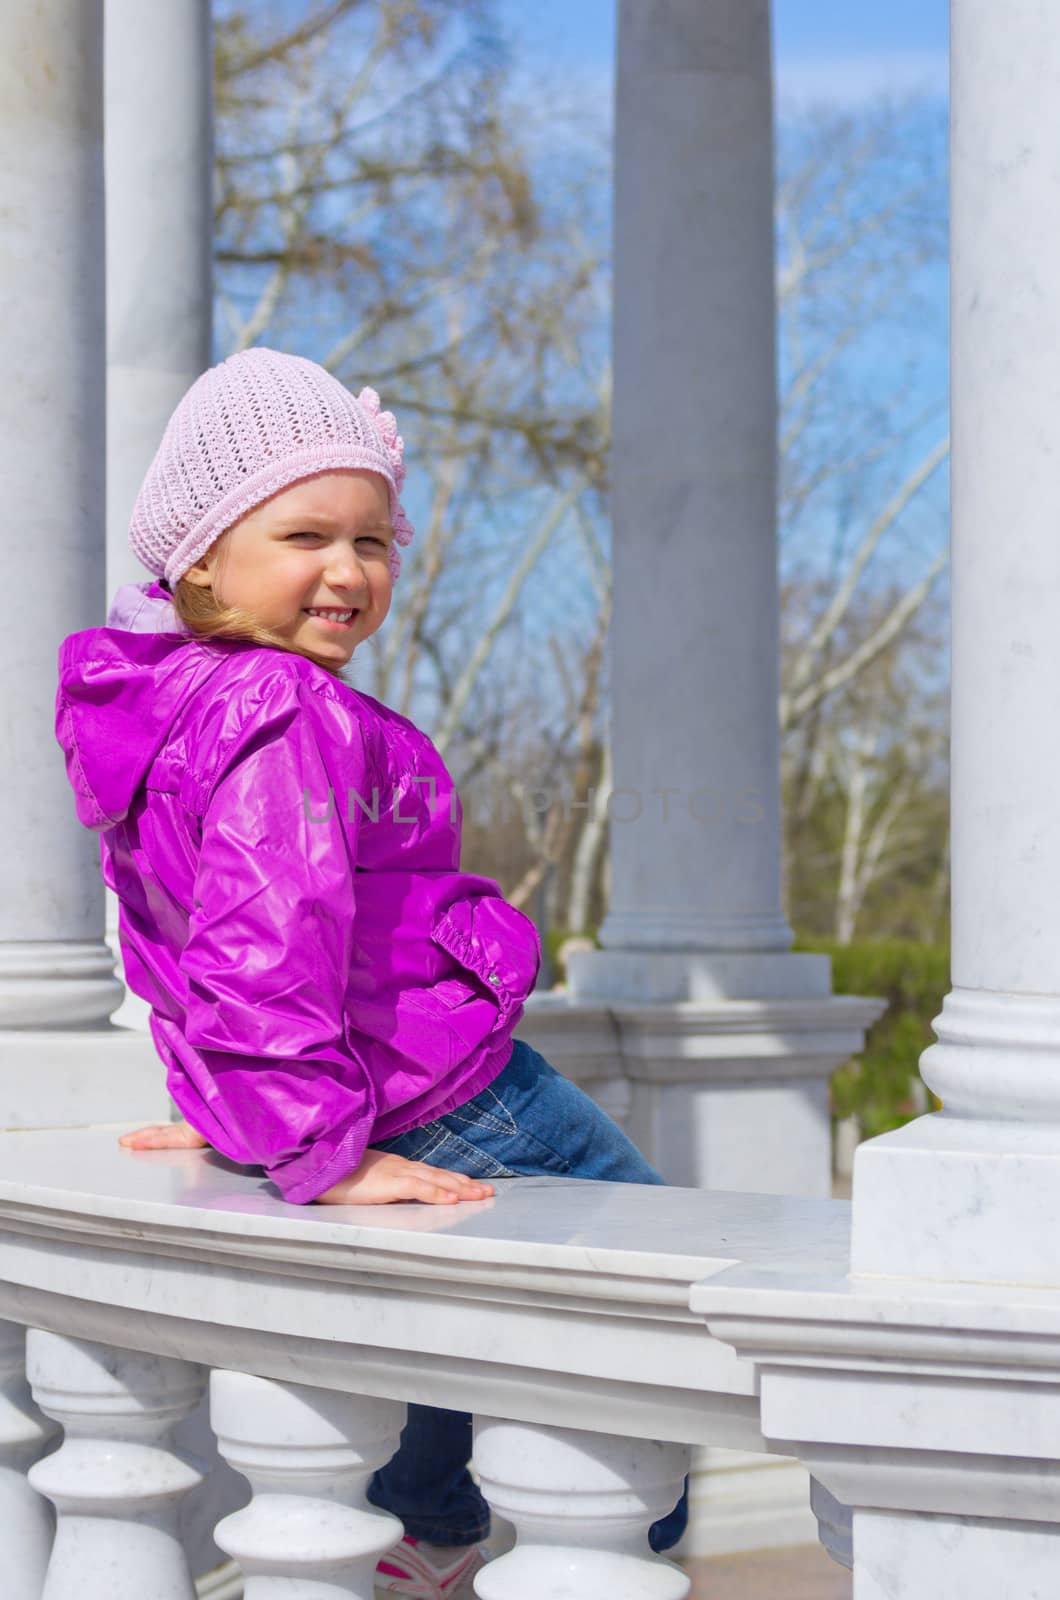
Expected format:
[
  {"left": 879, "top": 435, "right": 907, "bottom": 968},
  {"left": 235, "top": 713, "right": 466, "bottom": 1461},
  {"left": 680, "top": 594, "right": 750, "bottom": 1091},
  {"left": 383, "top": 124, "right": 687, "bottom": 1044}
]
[
  {"left": 419, "top": 1127, "right": 517, "bottom": 1180},
  {"left": 371, "top": 1121, "right": 517, "bottom": 1179},
  {"left": 441, "top": 1083, "right": 573, "bottom": 1176},
  {"left": 369, "top": 1123, "right": 446, "bottom": 1163}
]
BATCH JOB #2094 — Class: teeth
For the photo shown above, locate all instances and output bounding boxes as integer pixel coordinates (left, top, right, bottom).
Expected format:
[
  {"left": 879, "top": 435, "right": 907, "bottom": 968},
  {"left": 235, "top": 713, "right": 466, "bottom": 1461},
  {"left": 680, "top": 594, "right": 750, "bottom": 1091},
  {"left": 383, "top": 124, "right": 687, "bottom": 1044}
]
[{"left": 305, "top": 608, "right": 354, "bottom": 620}]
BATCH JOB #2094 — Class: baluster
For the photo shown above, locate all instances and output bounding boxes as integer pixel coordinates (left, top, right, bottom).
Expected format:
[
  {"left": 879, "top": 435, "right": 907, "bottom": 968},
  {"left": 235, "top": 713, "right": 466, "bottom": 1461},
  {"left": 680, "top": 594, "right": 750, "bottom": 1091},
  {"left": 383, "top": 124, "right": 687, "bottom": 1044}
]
[
  {"left": 210, "top": 1370, "right": 405, "bottom": 1599},
  {"left": 0, "top": 1320, "right": 59, "bottom": 1594},
  {"left": 25, "top": 1330, "right": 206, "bottom": 1600},
  {"left": 473, "top": 1417, "right": 691, "bottom": 1599}
]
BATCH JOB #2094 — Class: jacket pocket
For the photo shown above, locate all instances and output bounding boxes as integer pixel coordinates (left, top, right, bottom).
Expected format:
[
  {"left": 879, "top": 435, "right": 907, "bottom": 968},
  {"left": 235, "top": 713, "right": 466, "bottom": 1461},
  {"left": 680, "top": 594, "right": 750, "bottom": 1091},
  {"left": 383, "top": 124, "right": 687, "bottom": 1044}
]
[
  {"left": 429, "top": 975, "right": 482, "bottom": 1008},
  {"left": 427, "top": 893, "right": 542, "bottom": 1026},
  {"left": 400, "top": 972, "right": 501, "bottom": 1061}
]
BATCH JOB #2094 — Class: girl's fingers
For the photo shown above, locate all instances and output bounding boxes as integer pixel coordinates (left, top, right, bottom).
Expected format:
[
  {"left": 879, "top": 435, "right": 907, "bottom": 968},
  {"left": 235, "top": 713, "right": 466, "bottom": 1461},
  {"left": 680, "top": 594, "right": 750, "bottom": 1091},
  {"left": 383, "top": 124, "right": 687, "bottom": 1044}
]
[
  {"left": 416, "top": 1179, "right": 491, "bottom": 1201},
  {"left": 116, "top": 1131, "right": 494, "bottom": 1206},
  {"left": 414, "top": 1164, "right": 493, "bottom": 1194},
  {"left": 118, "top": 1125, "right": 166, "bottom": 1147},
  {"left": 118, "top": 1123, "right": 207, "bottom": 1150},
  {"left": 403, "top": 1171, "right": 495, "bottom": 1204},
  {"left": 411, "top": 1179, "right": 460, "bottom": 1204}
]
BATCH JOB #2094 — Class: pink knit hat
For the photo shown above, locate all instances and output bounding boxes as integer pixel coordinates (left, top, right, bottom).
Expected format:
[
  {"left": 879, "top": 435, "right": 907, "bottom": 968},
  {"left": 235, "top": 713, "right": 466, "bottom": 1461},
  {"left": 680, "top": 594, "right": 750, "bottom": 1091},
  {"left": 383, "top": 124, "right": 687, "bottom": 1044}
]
[{"left": 129, "top": 347, "right": 416, "bottom": 586}]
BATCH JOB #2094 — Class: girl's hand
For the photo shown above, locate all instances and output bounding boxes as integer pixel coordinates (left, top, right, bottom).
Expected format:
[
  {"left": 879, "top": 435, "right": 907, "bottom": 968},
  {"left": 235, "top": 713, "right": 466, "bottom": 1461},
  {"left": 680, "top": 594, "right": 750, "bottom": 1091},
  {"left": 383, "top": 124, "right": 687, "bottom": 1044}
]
[
  {"left": 118, "top": 1120, "right": 210, "bottom": 1150},
  {"left": 315, "top": 1149, "right": 494, "bottom": 1206}
]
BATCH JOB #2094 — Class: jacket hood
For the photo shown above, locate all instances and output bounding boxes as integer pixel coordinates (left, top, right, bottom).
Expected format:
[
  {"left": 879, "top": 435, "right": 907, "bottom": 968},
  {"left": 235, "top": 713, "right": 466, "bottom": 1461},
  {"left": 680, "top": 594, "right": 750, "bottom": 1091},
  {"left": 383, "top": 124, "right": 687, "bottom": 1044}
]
[
  {"left": 104, "top": 577, "right": 187, "bottom": 635},
  {"left": 56, "top": 581, "right": 222, "bottom": 831}
]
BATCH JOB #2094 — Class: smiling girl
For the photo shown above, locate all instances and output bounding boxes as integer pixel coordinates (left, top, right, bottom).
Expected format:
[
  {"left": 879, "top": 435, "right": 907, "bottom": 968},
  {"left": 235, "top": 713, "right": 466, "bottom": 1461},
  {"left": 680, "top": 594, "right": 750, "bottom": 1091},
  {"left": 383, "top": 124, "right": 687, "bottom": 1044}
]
[{"left": 54, "top": 346, "right": 687, "bottom": 1594}]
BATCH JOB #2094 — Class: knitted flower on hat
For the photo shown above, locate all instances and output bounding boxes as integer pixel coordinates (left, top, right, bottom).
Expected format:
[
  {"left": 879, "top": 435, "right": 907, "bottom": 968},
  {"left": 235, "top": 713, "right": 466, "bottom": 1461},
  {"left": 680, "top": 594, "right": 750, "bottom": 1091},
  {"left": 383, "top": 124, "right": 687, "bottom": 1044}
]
[{"left": 128, "top": 346, "right": 416, "bottom": 587}]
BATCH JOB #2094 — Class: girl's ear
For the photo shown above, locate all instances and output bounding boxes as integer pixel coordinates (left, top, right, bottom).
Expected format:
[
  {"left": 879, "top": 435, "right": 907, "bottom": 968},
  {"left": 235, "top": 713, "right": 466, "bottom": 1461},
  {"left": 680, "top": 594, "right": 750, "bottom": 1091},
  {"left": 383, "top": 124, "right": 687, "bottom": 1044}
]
[
  {"left": 181, "top": 561, "right": 213, "bottom": 589},
  {"left": 183, "top": 530, "right": 229, "bottom": 590}
]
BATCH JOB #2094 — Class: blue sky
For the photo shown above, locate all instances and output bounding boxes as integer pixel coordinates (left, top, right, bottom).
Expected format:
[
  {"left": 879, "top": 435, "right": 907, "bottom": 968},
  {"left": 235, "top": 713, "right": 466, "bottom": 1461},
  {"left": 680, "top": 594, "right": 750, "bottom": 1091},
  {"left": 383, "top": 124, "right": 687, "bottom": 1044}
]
[
  {"left": 774, "top": 0, "right": 946, "bottom": 58},
  {"left": 486, "top": 0, "right": 951, "bottom": 637},
  {"left": 499, "top": 1, "right": 948, "bottom": 106}
]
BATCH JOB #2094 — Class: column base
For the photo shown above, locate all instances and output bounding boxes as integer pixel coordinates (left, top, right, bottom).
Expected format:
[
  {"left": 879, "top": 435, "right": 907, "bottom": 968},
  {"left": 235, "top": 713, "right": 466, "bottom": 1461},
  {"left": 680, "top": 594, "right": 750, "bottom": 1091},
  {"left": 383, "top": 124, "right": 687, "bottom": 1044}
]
[
  {"left": 567, "top": 948, "right": 832, "bottom": 1003},
  {"left": 514, "top": 997, "right": 632, "bottom": 1127},
  {"left": 521, "top": 989, "right": 885, "bottom": 1193},
  {"left": 852, "top": 1112, "right": 1060, "bottom": 1286},
  {"left": 0, "top": 940, "right": 124, "bottom": 1028}
]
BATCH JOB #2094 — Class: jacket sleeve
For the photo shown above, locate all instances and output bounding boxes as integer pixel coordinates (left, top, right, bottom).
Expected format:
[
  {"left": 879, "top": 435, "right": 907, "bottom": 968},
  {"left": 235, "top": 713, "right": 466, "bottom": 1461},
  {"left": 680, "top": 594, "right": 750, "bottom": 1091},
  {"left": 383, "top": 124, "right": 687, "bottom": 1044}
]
[{"left": 178, "top": 672, "right": 378, "bottom": 1204}]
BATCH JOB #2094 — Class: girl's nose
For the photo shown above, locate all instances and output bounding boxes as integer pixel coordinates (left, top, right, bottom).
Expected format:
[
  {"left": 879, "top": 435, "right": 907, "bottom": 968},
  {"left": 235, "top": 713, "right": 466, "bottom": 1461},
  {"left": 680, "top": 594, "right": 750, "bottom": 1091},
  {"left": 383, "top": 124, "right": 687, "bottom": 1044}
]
[{"left": 325, "top": 551, "right": 369, "bottom": 592}]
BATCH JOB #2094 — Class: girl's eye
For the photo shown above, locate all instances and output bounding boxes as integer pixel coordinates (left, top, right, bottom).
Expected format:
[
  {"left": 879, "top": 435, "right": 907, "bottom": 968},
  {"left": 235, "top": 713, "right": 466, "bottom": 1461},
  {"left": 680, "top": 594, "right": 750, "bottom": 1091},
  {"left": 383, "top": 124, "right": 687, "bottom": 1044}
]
[{"left": 284, "top": 532, "right": 386, "bottom": 546}]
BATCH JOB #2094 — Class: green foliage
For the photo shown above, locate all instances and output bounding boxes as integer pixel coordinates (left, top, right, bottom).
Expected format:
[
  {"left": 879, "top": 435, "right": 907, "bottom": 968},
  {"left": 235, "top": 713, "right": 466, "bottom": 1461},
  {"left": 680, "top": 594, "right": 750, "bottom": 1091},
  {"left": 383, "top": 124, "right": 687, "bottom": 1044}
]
[
  {"left": 796, "top": 936, "right": 949, "bottom": 1137},
  {"left": 546, "top": 924, "right": 599, "bottom": 983}
]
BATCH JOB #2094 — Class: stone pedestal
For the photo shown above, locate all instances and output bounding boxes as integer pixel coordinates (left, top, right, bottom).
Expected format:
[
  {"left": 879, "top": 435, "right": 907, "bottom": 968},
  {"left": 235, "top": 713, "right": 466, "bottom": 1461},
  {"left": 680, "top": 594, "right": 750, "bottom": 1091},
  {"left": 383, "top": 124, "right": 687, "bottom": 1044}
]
[{"left": 521, "top": 993, "right": 883, "bottom": 1196}]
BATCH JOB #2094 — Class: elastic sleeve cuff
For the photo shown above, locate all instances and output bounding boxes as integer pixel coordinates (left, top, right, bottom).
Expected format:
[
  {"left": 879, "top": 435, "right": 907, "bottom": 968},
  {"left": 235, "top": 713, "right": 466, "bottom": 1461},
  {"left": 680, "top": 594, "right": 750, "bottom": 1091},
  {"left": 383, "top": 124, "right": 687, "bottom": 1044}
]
[{"left": 266, "top": 1115, "right": 373, "bottom": 1204}]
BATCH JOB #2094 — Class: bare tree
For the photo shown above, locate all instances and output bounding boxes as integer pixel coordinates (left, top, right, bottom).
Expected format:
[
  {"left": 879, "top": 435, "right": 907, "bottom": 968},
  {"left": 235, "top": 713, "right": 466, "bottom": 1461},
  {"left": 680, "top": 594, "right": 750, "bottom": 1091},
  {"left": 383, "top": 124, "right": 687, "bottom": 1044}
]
[
  {"left": 769, "top": 97, "right": 952, "bottom": 938},
  {"left": 776, "top": 97, "right": 949, "bottom": 741},
  {"left": 783, "top": 583, "right": 949, "bottom": 941},
  {"left": 211, "top": 0, "right": 613, "bottom": 905},
  {"left": 212, "top": 17, "right": 950, "bottom": 939}
]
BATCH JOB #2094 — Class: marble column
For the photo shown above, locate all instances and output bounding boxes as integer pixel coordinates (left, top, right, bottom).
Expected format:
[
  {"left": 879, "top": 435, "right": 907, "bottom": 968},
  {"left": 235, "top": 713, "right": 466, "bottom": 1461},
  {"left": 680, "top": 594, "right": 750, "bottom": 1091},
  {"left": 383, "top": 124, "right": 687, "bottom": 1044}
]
[
  {"left": 560, "top": 0, "right": 883, "bottom": 1046},
  {"left": 105, "top": 0, "right": 213, "bottom": 599},
  {"left": 569, "top": 0, "right": 821, "bottom": 1006},
  {"left": 521, "top": 0, "right": 883, "bottom": 1558},
  {"left": 0, "top": 0, "right": 122, "bottom": 1029},
  {"left": 851, "top": 0, "right": 1060, "bottom": 1286},
  {"left": 553, "top": 0, "right": 884, "bottom": 1219},
  {"left": 104, "top": 0, "right": 213, "bottom": 1034},
  {"left": 0, "top": 6, "right": 172, "bottom": 1107}
]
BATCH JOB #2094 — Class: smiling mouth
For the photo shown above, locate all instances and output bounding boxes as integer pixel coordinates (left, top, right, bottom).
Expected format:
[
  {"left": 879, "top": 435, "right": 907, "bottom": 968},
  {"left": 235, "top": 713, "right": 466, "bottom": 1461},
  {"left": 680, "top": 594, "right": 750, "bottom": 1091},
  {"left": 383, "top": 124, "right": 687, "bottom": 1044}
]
[{"left": 302, "top": 609, "right": 359, "bottom": 630}]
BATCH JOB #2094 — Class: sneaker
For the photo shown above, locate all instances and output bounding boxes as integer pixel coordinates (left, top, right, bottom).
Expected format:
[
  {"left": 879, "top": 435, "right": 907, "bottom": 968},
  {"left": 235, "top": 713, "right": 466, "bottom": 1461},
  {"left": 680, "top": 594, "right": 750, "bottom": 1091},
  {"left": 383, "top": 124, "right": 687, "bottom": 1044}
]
[{"left": 375, "top": 1533, "right": 488, "bottom": 1599}]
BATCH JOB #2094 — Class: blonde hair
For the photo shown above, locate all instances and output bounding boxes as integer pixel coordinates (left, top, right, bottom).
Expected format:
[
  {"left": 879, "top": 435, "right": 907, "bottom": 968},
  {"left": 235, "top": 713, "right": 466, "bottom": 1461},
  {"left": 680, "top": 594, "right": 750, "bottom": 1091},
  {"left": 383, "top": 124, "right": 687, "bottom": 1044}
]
[{"left": 167, "top": 570, "right": 349, "bottom": 681}]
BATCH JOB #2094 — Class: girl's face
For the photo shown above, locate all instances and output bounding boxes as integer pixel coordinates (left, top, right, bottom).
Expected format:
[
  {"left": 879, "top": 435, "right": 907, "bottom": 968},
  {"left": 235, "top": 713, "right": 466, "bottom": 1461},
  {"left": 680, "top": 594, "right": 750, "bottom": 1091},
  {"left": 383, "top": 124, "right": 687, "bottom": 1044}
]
[{"left": 183, "top": 469, "right": 394, "bottom": 664}]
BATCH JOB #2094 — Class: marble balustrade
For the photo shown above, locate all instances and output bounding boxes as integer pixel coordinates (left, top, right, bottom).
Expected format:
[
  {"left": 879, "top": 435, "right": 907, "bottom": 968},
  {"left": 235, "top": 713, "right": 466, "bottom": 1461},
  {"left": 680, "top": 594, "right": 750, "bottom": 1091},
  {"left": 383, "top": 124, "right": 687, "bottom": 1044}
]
[
  {"left": 0, "top": 1125, "right": 843, "bottom": 1600},
  {"left": 2, "top": 1125, "right": 1060, "bottom": 1597}
]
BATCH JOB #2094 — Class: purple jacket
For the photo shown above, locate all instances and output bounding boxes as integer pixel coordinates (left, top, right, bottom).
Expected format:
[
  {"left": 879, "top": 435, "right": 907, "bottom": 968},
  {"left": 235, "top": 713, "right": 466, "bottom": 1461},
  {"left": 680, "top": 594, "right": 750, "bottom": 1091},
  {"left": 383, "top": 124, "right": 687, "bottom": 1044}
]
[{"left": 55, "top": 581, "right": 542, "bottom": 1203}]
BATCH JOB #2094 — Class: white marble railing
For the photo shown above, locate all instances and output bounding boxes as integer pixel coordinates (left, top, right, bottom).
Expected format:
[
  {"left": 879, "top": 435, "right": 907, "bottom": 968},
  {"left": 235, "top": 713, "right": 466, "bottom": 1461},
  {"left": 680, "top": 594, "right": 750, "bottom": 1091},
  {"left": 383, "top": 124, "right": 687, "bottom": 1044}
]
[
  {"left": 3, "top": 1122, "right": 1051, "bottom": 1597},
  {"left": 0, "top": 1126, "right": 850, "bottom": 1600}
]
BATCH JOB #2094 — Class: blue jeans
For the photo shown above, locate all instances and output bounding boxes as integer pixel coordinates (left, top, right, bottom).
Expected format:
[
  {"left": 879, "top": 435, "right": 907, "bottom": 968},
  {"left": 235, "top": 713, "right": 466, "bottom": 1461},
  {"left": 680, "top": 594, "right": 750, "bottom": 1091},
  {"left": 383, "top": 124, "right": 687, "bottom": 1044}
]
[{"left": 364, "top": 1037, "right": 689, "bottom": 1553}]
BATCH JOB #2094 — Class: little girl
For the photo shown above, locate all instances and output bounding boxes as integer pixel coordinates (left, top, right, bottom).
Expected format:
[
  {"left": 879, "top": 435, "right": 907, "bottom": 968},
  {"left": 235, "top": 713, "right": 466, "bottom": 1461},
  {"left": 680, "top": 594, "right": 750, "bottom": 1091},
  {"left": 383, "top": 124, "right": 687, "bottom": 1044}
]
[{"left": 55, "top": 347, "right": 687, "bottom": 1594}]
